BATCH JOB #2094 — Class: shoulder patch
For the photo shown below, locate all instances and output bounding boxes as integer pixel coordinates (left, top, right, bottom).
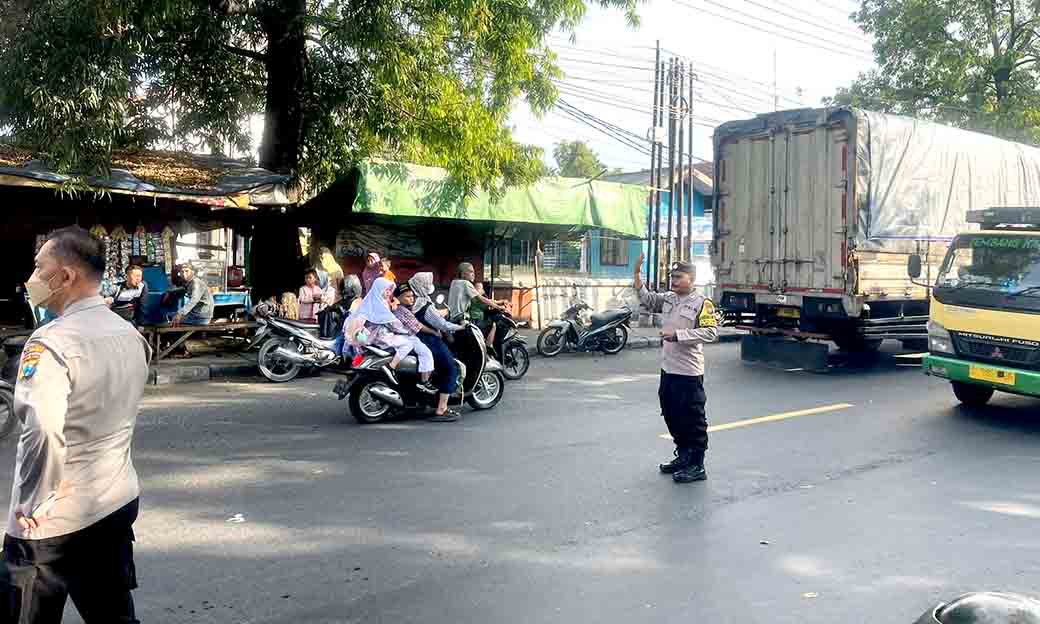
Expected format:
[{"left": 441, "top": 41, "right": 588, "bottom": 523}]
[
  {"left": 19, "top": 343, "right": 46, "bottom": 380},
  {"left": 698, "top": 300, "right": 718, "bottom": 328}
]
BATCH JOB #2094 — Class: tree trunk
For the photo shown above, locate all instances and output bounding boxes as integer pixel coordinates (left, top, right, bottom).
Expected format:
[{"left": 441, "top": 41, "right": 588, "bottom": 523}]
[{"left": 258, "top": 0, "right": 307, "bottom": 174}]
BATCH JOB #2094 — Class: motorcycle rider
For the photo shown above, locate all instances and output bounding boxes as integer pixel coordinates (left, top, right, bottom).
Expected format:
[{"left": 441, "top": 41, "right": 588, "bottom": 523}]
[
  {"left": 447, "top": 262, "right": 508, "bottom": 356},
  {"left": 635, "top": 253, "right": 718, "bottom": 484},
  {"left": 400, "top": 274, "right": 466, "bottom": 422}
]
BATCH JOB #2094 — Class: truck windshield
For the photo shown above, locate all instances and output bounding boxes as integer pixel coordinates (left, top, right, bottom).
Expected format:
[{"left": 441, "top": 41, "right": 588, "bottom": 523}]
[{"left": 936, "top": 234, "right": 1040, "bottom": 296}]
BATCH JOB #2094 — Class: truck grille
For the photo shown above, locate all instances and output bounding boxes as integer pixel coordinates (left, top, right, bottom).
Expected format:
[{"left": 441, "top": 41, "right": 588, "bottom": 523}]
[{"left": 952, "top": 332, "right": 1040, "bottom": 370}]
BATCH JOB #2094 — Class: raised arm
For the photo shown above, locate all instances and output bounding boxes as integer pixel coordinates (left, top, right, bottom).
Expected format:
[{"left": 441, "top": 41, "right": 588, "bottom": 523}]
[{"left": 635, "top": 252, "right": 664, "bottom": 312}]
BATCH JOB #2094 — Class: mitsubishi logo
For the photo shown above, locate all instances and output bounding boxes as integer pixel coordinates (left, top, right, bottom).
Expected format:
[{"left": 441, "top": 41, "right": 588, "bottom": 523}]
[{"left": 991, "top": 347, "right": 1005, "bottom": 359}]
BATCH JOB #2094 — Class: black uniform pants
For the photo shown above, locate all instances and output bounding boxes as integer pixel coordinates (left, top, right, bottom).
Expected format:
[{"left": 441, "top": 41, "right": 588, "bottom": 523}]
[
  {"left": 659, "top": 371, "right": 709, "bottom": 462},
  {"left": 1, "top": 498, "right": 140, "bottom": 624}
]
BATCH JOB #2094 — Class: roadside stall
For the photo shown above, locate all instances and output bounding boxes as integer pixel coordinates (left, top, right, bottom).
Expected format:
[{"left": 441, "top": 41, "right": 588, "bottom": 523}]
[{"left": 0, "top": 147, "right": 294, "bottom": 372}]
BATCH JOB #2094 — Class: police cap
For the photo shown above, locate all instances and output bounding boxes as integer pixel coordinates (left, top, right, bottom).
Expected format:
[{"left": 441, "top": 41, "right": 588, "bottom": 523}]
[{"left": 670, "top": 261, "right": 695, "bottom": 276}]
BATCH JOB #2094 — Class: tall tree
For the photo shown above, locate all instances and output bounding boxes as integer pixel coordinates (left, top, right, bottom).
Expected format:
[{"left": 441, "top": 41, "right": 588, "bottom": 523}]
[
  {"left": 0, "top": 0, "right": 638, "bottom": 191},
  {"left": 552, "top": 139, "right": 608, "bottom": 178},
  {"left": 829, "top": 0, "right": 1040, "bottom": 142}
]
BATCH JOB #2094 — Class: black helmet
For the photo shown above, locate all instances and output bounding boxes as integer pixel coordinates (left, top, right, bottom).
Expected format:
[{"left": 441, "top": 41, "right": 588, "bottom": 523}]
[{"left": 915, "top": 593, "right": 1040, "bottom": 624}]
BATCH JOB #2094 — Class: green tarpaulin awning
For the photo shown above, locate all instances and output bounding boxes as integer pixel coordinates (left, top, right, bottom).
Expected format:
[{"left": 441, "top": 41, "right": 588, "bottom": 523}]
[{"left": 352, "top": 159, "right": 648, "bottom": 238}]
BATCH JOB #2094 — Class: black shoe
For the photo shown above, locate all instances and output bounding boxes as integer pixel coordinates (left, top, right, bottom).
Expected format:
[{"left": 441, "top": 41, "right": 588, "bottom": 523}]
[
  {"left": 659, "top": 448, "right": 694, "bottom": 474},
  {"left": 673, "top": 464, "right": 707, "bottom": 484},
  {"left": 416, "top": 381, "right": 438, "bottom": 395}
]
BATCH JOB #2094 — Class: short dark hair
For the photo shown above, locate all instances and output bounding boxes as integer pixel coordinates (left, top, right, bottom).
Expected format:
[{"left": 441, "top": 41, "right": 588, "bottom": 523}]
[
  {"left": 304, "top": 269, "right": 318, "bottom": 279},
  {"left": 126, "top": 264, "right": 143, "bottom": 275},
  {"left": 47, "top": 226, "right": 105, "bottom": 282}
]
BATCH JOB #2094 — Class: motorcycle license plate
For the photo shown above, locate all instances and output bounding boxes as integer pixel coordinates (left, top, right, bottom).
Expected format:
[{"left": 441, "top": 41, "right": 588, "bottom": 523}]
[{"left": 969, "top": 365, "right": 1015, "bottom": 386}]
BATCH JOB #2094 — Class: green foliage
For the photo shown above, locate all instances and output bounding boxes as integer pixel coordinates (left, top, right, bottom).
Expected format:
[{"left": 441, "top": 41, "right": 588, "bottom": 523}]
[
  {"left": 829, "top": 0, "right": 1040, "bottom": 143},
  {"left": 0, "top": 0, "right": 639, "bottom": 193},
  {"left": 552, "top": 139, "right": 608, "bottom": 178}
]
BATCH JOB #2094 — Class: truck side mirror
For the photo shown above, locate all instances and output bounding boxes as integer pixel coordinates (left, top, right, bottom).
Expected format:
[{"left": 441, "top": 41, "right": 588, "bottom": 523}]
[{"left": 907, "top": 254, "right": 923, "bottom": 279}]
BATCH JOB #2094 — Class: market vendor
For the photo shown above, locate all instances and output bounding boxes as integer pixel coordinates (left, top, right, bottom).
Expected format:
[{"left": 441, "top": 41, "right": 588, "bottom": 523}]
[{"left": 170, "top": 262, "right": 213, "bottom": 326}]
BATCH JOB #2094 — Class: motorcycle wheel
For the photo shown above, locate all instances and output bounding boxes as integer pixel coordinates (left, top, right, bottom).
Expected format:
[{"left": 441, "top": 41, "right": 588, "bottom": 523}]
[
  {"left": 601, "top": 325, "right": 629, "bottom": 355},
  {"left": 349, "top": 380, "right": 393, "bottom": 424},
  {"left": 258, "top": 338, "right": 302, "bottom": 383},
  {"left": 502, "top": 343, "right": 530, "bottom": 380},
  {"left": 466, "top": 371, "right": 505, "bottom": 410},
  {"left": 537, "top": 327, "right": 566, "bottom": 357},
  {"left": 0, "top": 387, "right": 16, "bottom": 441}
]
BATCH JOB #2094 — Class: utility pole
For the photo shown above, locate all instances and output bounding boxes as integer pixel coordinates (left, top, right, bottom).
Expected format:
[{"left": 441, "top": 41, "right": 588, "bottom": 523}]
[
  {"left": 676, "top": 61, "right": 685, "bottom": 263},
  {"left": 687, "top": 64, "right": 695, "bottom": 262},
  {"left": 647, "top": 41, "right": 661, "bottom": 286},
  {"left": 666, "top": 57, "right": 677, "bottom": 278},
  {"left": 653, "top": 56, "right": 666, "bottom": 290},
  {"left": 773, "top": 49, "right": 779, "bottom": 112}
]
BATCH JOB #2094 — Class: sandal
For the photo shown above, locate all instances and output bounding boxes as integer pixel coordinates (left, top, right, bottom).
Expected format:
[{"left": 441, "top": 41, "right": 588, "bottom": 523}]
[{"left": 427, "top": 409, "right": 460, "bottom": 423}]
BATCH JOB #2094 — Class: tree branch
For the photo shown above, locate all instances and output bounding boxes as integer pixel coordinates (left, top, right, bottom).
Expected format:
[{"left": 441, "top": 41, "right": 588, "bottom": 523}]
[{"left": 222, "top": 43, "right": 267, "bottom": 62}]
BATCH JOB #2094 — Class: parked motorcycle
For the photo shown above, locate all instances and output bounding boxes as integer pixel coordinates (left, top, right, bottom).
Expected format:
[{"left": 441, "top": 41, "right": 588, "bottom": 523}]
[
  {"left": 252, "top": 307, "right": 341, "bottom": 382},
  {"left": 489, "top": 312, "right": 530, "bottom": 380},
  {"left": 336, "top": 324, "right": 505, "bottom": 424},
  {"left": 536, "top": 300, "right": 632, "bottom": 357}
]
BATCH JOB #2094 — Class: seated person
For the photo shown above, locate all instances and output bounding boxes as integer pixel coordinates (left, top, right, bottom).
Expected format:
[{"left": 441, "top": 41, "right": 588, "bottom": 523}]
[
  {"left": 103, "top": 264, "right": 149, "bottom": 325},
  {"left": 171, "top": 262, "right": 214, "bottom": 326}
]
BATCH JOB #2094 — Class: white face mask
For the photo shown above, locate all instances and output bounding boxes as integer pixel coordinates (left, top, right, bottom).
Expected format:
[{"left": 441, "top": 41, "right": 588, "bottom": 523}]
[{"left": 25, "top": 269, "right": 65, "bottom": 308}]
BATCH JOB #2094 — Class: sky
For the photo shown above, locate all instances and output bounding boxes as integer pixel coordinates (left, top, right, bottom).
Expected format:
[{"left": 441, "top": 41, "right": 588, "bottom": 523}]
[{"left": 510, "top": 0, "right": 877, "bottom": 172}]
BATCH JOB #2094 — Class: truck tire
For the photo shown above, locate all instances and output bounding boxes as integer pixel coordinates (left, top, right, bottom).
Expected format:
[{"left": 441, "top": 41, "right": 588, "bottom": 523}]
[
  {"left": 833, "top": 334, "right": 883, "bottom": 353},
  {"left": 951, "top": 381, "right": 994, "bottom": 407}
]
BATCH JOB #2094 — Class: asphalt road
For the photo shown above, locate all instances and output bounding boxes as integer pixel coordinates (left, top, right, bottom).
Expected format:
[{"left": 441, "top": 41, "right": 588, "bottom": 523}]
[{"left": 3, "top": 342, "right": 1040, "bottom": 623}]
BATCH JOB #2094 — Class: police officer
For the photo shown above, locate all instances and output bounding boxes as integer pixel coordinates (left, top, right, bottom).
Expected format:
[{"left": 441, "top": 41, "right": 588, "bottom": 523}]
[
  {"left": 1, "top": 226, "right": 150, "bottom": 622},
  {"left": 635, "top": 253, "right": 718, "bottom": 484}
]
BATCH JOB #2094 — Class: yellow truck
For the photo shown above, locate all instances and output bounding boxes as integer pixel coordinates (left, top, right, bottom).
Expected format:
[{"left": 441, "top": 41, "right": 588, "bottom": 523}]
[{"left": 913, "top": 207, "right": 1040, "bottom": 406}]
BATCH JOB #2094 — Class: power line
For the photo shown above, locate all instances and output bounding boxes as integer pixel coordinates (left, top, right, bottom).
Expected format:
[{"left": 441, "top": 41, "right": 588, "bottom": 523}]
[
  {"left": 552, "top": 40, "right": 812, "bottom": 99},
  {"left": 732, "top": 0, "right": 870, "bottom": 41},
  {"left": 670, "top": 0, "right": 875, "bottom": 61},
  {"left": 697, "top": 0, "right": 873, "bottom": 54}
]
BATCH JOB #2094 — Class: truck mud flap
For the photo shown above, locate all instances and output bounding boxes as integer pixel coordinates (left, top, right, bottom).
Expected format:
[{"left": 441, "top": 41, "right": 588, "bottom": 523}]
[{"left": 740, "top": 335, "right": 829, "bottom": 373}]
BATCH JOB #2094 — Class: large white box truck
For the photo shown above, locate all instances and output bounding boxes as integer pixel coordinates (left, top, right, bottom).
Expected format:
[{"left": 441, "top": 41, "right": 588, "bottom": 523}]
[{"left": 712, "top": 107, "right": 1040, "bottom": 369}]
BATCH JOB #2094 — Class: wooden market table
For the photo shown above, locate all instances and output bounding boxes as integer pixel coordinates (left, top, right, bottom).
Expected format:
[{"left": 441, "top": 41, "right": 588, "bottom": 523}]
[{"left": 141, "top": 321, "right": 258, "bottom": 363}]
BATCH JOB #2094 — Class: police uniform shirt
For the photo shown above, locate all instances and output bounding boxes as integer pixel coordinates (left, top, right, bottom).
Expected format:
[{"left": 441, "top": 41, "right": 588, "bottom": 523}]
[
  {"left": 6, "top": 295, "right": 150, "bottom": 540},
  {"left": 638, "top": 286, "right": 719, "bottom": 376}
]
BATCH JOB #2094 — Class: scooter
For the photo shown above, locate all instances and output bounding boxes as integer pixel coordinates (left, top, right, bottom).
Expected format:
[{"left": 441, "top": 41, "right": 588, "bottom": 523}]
[
  {"left": 488, "top": 311, "right": 530, "bottom": 380},
  {"left": 536, "top": 299, "right": 632, "bottom": 357},
  {"left": 252, "top": 304, "right": 346, "bottom": 382},
  {"left": 336, "top": 324, "right": 505, "bottom": 424}
]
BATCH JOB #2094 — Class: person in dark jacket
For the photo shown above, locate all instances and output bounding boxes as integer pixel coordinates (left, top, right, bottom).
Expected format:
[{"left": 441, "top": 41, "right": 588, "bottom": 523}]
[{"left": 103, "top": 264, "right": 149, "bottom": 326}]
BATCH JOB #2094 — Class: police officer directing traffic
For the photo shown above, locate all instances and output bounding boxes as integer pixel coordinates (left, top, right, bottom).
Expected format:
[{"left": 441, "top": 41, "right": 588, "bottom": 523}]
[
  {"left": 635, "top": 253, "right": 718, "bottom": 484},
  {"left": 1, "top": 227, "right": 150, "bottom": 622}
]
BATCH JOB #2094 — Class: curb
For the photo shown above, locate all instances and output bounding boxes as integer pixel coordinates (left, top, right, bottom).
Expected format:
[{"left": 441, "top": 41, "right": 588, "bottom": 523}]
[{"left": 149, "top": 361, "right": 258, "bottom": 386}]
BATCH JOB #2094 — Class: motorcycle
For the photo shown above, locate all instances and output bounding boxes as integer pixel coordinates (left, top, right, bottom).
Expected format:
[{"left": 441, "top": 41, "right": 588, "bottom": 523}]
[
  {"left": 488, "top": 311, "right": 530, "bottom": 380},
  {"left": 252, "top": 302, "right": 349, "bottom": 382},
  {"left": 336, "top": 324, "right": 505, "bottom": 424},
  {"left": 536, "top": 300, "right": 632, "bottom": 357}
]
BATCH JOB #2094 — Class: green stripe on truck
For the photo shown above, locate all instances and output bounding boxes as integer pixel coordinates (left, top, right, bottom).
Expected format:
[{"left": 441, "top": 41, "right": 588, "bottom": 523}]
[{"left": 923, "top": 354, "right": 1040, "bottom": 397}]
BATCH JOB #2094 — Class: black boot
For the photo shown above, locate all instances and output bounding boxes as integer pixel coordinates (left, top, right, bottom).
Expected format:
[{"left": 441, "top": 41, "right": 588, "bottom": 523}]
[
  {"left": 659, "top": 447, "right": 694, "bottom": 474},
  {"left": 673, "top": 459, "right": 707, "bottom": 484}
]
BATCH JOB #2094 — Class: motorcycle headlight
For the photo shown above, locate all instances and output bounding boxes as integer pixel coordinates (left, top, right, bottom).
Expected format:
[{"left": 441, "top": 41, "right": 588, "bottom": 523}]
[{"left": 927, "top": 320, "right": 955, "bottom": 355}]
